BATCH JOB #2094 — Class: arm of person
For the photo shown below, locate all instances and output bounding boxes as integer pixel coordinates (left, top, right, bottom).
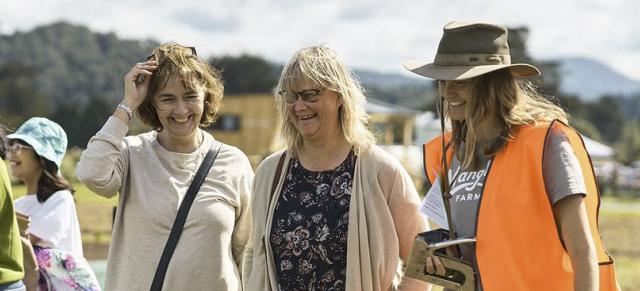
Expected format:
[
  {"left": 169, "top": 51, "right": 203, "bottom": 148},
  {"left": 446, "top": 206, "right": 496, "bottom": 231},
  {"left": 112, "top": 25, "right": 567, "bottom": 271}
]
[
  {"left": 20, "top": 236, "right": 40, "bottom": 291},
  {"left": 75, "top": 116, "right": 129, "bottom": 198},
  {"left": 544, "top": 129, "right": 598, "bottom": 291},
  {"left": 241, "top": 225, "right": 254, "bottom": 291},
  {"left": 230, "top": 153, "right": 254, "bottom": 285},
  {"left": 242, "top": 174, "right": 263, "bottom": 291},
  {"left": 553, "top": 195, "right": 598, "bottom": 291},
  {"left": 382, "top": 161, "right": 432, "bottom": 290},
  {"left": 76, "top": 61, "right": 155, "bottom": 197},
  {"left": 28, "top": 233, "right": 42, "bottom": 245}
]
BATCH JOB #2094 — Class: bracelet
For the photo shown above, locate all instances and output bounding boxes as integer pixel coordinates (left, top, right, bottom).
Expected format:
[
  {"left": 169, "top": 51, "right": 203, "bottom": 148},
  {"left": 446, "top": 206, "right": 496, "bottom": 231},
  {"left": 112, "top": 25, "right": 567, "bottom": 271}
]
[{"left": 117, "top": 103, "right": 133, "bottom": 121}]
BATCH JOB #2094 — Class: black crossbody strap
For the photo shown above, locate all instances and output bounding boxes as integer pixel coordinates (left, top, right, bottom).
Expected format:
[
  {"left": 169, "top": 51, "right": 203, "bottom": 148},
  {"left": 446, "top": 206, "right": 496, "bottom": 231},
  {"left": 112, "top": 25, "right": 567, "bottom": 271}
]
[
  {"left": 267, "top": 152, "right": 287, "bottom": 208},
  {"left": 150, "top": 141, "right": 222, "bottom": 291},
  {"left": 270, "top": 152, "right": 287, "bottom": 197}
]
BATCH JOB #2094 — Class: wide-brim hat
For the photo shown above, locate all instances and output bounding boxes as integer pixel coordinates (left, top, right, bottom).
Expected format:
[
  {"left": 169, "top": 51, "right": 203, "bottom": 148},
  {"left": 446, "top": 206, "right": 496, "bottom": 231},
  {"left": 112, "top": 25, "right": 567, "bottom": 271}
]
[
  {"left": 7, "top": 117, "right": 68, "bottom": 169},
  {"left": 404, "top": 21, "right": 540, "bottom": 80}
]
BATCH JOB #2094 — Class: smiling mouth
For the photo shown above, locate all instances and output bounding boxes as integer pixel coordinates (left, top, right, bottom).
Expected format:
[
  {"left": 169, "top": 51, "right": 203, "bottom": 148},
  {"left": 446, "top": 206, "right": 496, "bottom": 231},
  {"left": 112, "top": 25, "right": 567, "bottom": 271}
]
[
  {"left": 299, "top": 113, "right": 317, "bottom": 120},
  {"left": 171, "top": 115, "right": 191, "bottom": 123},
  {"left": 449, "top": 101, "right": 465, "bottom": 106}
]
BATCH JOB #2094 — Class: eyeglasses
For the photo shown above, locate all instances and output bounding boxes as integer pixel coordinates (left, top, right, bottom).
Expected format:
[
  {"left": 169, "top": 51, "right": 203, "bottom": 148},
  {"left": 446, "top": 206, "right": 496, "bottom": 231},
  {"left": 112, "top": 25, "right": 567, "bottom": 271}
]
[
  {"left": 437, "top": 80, "right": 472, "bottom": 90},
  {"left": 155, "top": 95, "right": 204, "bottom": 111},
  {"left": 280, "top": 89, "right": 326, "bottom": 104},
  {"left": 7, "top": 142, "right": 33, "bottom": 153}
]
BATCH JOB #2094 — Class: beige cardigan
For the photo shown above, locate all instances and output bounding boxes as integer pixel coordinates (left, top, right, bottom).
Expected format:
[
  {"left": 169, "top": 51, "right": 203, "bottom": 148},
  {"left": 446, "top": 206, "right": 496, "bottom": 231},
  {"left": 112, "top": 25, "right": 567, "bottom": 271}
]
[{"left": 244, "top": 146, "right": 430, "bottom": 291}]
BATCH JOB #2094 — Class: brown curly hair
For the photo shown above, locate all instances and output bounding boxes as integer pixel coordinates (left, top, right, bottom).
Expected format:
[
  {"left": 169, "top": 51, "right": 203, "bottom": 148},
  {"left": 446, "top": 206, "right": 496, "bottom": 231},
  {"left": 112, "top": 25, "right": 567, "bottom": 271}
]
[{"left": 137, "top": 42, "right": 224, "bottom": 130}]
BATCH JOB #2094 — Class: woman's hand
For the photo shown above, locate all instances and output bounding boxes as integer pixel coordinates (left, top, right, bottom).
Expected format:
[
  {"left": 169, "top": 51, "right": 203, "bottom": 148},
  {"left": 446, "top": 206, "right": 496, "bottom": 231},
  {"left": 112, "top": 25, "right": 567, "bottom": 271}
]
[
  {"left": 425, "top": 255, "right": 446, "bottom": 276},
  {"left": 122, "top": 60, "right": 157, "bottom": 110},
  {"left": 425, "top": 246, "right": 459, "bottom": 276}
]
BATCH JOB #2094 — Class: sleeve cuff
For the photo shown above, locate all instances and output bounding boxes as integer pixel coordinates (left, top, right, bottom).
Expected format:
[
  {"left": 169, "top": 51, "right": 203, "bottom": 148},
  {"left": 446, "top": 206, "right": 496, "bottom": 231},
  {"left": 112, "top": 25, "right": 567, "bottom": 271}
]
[{"left": 100, "top": 116, "right": 130, "bottom": 140}]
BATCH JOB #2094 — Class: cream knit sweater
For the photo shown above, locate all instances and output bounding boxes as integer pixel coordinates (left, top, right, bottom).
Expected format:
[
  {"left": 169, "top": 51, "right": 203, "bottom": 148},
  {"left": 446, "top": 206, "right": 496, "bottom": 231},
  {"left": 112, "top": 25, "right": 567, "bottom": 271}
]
[{"left": 77, "top": 117, "right": 253, "bottom": 291}]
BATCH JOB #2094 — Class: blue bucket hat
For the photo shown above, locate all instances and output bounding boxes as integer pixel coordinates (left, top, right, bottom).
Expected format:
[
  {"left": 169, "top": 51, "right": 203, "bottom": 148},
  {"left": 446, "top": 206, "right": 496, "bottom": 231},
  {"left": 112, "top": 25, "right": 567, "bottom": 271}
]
[{"left": 7, "top": 117, "right": 68, "bottom": 169}]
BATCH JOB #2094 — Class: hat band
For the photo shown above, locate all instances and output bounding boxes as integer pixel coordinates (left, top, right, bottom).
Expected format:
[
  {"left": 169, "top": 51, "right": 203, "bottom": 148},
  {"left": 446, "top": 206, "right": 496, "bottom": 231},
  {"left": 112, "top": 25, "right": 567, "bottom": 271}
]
[{"left": 434, "top": 54, "right": 512, "bottom": 66}]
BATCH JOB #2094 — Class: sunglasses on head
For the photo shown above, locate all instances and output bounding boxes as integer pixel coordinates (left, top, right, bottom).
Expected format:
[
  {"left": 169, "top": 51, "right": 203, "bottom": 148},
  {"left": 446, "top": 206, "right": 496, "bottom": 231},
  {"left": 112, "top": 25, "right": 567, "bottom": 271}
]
[
  {"left": 138, "top": 46, "right": 198, "bottom": 84},
  {"left": 145, "top": 46, "right": 197, "bottom": 61}
]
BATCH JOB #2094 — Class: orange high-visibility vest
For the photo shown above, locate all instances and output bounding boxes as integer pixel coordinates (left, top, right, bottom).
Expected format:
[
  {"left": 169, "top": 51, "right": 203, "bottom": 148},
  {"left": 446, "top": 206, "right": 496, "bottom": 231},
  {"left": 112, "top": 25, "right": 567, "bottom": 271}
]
[{"left": 423, "top": 121, "right": 618, "bottom": 291}]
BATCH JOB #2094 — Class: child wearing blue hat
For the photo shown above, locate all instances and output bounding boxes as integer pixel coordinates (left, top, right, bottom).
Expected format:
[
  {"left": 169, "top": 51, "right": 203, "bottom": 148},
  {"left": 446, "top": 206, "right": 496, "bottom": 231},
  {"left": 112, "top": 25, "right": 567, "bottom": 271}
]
[
  {"left": 7, "top": 117, "right": 100, "bottom": 290},
  {"left": 7, "top": 117, "right": 81, "bottom": 255}
]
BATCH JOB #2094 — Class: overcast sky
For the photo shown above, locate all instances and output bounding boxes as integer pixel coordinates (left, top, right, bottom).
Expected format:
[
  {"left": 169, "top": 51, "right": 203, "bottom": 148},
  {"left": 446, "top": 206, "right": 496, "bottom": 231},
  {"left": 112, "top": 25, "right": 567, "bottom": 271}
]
[{"left": 2, "top": 0, "right": 639, "bottom": 80}]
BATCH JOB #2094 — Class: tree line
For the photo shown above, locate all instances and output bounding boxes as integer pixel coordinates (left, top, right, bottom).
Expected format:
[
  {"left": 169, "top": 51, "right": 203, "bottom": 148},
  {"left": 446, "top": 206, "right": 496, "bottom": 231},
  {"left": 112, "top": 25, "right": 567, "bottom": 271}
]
[{"left": 0, "top": 22, "right": 638, "bottom": 164}]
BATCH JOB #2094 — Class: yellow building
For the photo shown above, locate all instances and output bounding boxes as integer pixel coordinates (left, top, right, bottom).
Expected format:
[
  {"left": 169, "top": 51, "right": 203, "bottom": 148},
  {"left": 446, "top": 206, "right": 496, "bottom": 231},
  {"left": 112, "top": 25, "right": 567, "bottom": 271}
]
[{"left": 208, "top": 94, "right": 281, "bottom": 168}]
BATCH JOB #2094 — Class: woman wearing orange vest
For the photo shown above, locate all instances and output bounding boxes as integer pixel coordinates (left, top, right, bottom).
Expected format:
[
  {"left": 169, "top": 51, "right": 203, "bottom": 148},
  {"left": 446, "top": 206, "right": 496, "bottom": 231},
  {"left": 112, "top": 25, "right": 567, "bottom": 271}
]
[{"left": 403, "top": 21, "right": 618, "bottom": 291}]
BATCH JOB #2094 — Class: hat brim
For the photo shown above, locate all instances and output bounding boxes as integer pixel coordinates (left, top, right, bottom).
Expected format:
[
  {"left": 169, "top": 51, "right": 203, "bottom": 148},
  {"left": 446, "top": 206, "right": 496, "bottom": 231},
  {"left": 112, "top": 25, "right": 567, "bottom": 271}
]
[
  {"left": 6, "top": 133, "right": 59, "bottom": 166},
  {"left": 403, "top": 61, "right": 540, "bottom": 80}
]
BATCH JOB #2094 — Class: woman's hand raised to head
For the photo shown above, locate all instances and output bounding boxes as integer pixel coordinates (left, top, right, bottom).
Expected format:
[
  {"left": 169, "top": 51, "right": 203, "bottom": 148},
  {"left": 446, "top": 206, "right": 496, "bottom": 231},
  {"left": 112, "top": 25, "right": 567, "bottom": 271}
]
[{"left": 122, "top": 60, "right": 157, "bottom": 110}]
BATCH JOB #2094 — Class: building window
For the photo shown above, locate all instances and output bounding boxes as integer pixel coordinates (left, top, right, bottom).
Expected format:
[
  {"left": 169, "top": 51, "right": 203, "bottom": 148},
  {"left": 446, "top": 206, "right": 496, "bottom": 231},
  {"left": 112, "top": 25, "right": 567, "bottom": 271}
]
[{"left": 211, "top": 114, "right": 241, "bottom": 132}]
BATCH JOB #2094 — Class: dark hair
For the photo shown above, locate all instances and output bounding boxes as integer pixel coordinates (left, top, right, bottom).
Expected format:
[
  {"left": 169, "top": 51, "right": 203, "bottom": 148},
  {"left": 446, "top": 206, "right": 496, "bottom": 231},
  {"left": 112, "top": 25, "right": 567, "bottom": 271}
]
[
  {"left": 36, "top": 157, "right": 75, "bottom": 203},
  {"left": 0, "top": 124, "right": 6, "bottom": 160},
  {"left": 137, "top": 42, "right": 224, "bottom": 131}
]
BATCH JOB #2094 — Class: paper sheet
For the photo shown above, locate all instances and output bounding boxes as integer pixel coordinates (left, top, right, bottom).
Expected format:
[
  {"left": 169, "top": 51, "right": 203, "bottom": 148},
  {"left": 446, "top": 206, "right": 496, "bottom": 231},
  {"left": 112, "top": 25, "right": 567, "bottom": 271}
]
[{"left": 419, "top": 177, "right": 449, "bottom": 230}]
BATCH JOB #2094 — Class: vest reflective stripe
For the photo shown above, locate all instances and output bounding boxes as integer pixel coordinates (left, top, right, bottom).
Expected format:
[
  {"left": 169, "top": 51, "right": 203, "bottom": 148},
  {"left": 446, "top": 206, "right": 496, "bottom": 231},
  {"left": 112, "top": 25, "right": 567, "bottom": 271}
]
[{"left": 423, "top": 121, "right": 618, "bottom": 291}]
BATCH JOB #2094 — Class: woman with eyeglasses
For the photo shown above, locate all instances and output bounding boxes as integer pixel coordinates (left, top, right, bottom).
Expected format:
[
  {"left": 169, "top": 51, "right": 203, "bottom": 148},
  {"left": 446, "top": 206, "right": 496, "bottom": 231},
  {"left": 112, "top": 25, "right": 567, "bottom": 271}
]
[
  {"left": 7, "top": 117, "right": 100, "bottom": 290},
  {"left": 244, "top": 45, "right": 430, "bottom": 291},
  {"left": 76, "top": 43, "right": 254, "bottom": 290}
]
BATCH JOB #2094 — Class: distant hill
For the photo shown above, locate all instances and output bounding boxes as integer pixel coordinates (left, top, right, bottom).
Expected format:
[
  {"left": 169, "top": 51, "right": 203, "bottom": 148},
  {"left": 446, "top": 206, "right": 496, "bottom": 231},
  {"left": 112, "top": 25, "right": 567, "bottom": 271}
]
[
  {"left": 557, "top": 57, "right": 640, "bottom": 100},
  {"left": 0, "top": 22, "right": 159, "bottom": 146},
  {"left": 353, "top": 69, "right": 437, "bottom": 109},
  {"left": 0, "top": 22, "right": 158, "bottom": 107},
  {"left": 354, "top": 69, "right": 427, "bottom": 87}
]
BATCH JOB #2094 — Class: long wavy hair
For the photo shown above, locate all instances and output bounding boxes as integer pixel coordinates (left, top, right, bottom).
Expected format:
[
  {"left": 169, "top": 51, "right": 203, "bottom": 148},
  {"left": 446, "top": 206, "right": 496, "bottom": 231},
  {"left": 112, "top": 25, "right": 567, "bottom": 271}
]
[
  {"left": 36, "top": 156, "right": 75, "bottom": 203},
  {"left": 137, "top": 42, "right": 224, "bottom": 130},
  {"left": 275, "top": 45, "right": 376, "bottom": 155},
  {"left": 446, "top": 69, "right": 568, "bottom": 169}
]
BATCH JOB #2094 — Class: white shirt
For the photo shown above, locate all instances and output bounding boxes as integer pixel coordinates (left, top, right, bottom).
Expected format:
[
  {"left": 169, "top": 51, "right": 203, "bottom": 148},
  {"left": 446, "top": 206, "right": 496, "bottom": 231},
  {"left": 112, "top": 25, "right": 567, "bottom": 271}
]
[{"left": 14, "top": 190, "right": 83, "bottom": 257}]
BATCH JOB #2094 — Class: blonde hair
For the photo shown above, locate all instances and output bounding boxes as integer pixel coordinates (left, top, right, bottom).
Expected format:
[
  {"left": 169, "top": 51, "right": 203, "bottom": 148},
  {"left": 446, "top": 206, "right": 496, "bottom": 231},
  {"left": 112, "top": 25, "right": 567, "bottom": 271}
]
[
  {"left": 137, "top": 42, "right": 224, "bottom": 130},
  {"left": 447, "top": 69, "right": 568, "bottom": 169},
  {"left": 275, "top": 45, "right": 376, "bottom": 154}
]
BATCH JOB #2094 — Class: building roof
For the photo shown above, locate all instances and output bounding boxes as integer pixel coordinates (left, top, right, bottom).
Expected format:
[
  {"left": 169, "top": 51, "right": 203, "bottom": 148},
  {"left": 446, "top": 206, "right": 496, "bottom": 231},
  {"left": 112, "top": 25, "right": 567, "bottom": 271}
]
[{"left": 581, "top": 135, "right": 614, "bottom": 159}]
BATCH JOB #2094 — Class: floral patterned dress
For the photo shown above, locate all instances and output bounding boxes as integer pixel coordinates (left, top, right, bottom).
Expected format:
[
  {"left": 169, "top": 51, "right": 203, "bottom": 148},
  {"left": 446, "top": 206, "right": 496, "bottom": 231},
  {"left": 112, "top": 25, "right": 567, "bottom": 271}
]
[
  {"left": 34, "top": 246, "right": 101, "bottom": 291},
  {"left": 270, "top": 151, "right": 356, "bottom": 291}
]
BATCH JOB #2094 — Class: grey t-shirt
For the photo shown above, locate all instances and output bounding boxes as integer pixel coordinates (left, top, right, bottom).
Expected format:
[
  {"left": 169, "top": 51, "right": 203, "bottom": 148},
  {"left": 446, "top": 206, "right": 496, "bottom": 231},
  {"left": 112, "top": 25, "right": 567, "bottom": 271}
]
[{"left": 428, "top": 130, "right": 587, "bottom": 290}]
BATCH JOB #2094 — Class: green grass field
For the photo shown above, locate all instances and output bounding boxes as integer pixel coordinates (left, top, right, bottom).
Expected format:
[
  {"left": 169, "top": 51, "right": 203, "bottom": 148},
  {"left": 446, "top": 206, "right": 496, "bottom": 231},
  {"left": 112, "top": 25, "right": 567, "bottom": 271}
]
[{"left": 12, "top": 182, "right": 640, "bottom": 290}]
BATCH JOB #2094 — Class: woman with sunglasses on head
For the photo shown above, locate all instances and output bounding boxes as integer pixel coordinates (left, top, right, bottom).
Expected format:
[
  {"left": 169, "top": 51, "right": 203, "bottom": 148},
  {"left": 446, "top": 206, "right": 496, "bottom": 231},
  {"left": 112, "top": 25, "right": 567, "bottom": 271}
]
[
  {"left": 7, "top": 117, "right": 100, "bottom": 290},
  {"left": 404, "top": 21, "right": 619, "bottom": 291},
  {"left": 244, "top": 45, "right": 430, "bottom": 291},
  {"left": 76, "top": 43, "right": 254, "bottom": 291}
]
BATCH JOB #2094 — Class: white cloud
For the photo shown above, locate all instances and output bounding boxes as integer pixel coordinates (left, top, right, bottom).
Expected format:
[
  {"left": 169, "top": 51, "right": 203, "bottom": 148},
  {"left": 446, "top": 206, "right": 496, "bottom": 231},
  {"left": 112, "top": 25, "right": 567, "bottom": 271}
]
[{"left": 1, "top": 0, "right": 639, "bottom": 80}]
